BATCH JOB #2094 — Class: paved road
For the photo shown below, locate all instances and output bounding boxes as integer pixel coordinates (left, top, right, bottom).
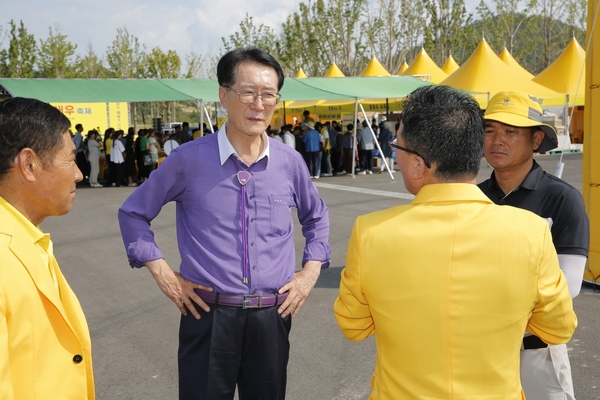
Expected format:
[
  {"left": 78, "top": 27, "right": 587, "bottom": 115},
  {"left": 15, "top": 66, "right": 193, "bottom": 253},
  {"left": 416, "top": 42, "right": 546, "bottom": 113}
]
[{"left": 41, "top": 153, "right": 599, "bottom": 399}]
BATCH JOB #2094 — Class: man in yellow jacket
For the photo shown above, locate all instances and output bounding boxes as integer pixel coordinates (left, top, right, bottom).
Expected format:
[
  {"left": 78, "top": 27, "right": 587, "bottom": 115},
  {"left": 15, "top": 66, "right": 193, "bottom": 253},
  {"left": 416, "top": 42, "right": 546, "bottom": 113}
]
[
  {"left": 334, "top": 85, "right": 576, "bottom": 400},
  {"left": 0, "top": 97, "right": 95, "bottom": 399}
]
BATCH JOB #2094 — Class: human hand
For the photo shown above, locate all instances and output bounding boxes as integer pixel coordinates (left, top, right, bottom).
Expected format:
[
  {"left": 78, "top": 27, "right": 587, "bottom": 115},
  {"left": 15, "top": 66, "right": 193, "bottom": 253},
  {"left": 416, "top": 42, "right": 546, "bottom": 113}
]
[
  {"left": 145, "top": 259, "right": 213, "bottom": 319},
  {"left": 277, "top": 260, "right": 321, "bottom": 318}
]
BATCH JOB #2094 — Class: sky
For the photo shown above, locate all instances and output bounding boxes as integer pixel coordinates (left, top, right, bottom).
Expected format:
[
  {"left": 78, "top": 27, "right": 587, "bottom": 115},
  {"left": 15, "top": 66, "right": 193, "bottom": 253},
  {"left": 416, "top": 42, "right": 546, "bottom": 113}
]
[{"left": 2, "top": 0, "right": 481, "bottom": 60}]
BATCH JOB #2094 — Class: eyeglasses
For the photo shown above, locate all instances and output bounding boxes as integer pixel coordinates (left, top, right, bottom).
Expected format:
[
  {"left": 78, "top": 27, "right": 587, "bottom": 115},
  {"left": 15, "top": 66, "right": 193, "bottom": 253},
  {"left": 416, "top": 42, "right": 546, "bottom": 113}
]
[
  {"left": 224, "top": 86, "right": 281, "bottom": 106},
  {"left": 389, "top": 137, "right": 431, "bottom": 168}
]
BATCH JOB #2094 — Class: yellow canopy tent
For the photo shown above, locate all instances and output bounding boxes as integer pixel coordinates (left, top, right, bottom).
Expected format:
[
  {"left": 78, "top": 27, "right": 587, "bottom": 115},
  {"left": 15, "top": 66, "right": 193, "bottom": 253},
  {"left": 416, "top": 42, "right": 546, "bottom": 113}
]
[
  {"left": 499, "top": 48, "right": 534, "bottom": 79},
  {"left": 295, "top": 69, "right": 308, "bottom": 78},
  {"left": 325, "top": 63, "right": 345, "bottom": 77},
  {"left": 360, "top": 56, "right": 391, "bottom": 76},
  {"left": 583, "top": 0, "right": 600, "bottom": 285},
  {"left": 441, "top": 55, "right": 460, "bottom": 75},
  {"left": 397, "top": 61, "right": 409, "bottom": 75},
  {"left": 401, "top": 48, "right": 448, "bottom": 83},
  {"left": 441, "top": 39, "right": 564, "bottom": 107},
  {"left": 533, "top": 38, "right": 586, "bottom": 106}
]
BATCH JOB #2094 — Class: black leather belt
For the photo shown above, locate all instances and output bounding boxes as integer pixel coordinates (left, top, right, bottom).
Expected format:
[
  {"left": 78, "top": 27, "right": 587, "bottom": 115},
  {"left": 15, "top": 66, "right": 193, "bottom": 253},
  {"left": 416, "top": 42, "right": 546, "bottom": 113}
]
[
  {"left": 523, "top": 335, "right": 548, "bottom": 350},
  {"left": 195, "top": 289, "right": 288, "bottom": 309}
]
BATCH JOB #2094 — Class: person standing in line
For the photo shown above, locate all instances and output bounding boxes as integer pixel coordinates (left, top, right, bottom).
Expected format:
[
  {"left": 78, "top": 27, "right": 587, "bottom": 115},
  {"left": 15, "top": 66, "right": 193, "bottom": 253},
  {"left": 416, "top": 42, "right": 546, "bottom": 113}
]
[
  {"left": 87, "top": 130, "right": 103, "bottom": 187},
  {"left": 302, "top": 120, "right": 321, "bottom": 179},
  {"left": 478, "top": 91, "right": 590, "bottom": 400},
  {"left": 111, "top": 130, "right": 126, "bottom": 187},
  {"left": 357, "top": 119, "right": 374, "bottom": 174},
  {"left": 118, "top": 47, "right": 330, "bottom": 400},
  {"left": 124, "top": 128, "right": 137, "bottom": 187},
  {"left": 281, "top": 124, "right": 296, "bottom": 149},
  {"left": 103, "top": 128, "right": 115, "bottom": 186},
  {"left": 73, "top": 123, "right": 89, "bottom": 181},
  {"left": 334, "top": 85, "right": 576, "bottom": 400},
  {"left": 341, "top": 123, "right": 355, "bottom": 174},
  {"left": 180, "top": 122, "right": 191, "bottom": 144},
  {"left": 0, "top": 97, "right": 95, "bottom": 399},
  {"left": 378, "top": 120, "right": 394, "bottom": 173},
  {"left": 320, "top": 122, "right": 333, "bottom": 177}
]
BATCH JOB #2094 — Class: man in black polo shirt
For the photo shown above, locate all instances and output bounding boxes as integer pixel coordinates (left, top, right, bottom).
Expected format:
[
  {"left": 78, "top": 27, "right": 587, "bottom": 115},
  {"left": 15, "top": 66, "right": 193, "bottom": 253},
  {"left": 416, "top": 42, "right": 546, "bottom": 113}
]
[{"left": 478, "top": 91, "right": 589, "bottom": 400}]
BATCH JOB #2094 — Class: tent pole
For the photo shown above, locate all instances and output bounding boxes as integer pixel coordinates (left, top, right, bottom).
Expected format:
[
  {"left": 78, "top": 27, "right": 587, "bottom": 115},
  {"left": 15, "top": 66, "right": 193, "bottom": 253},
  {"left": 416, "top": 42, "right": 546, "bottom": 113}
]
[
  {"left": 203, "top": 103, "right": 213, "bottom": 133},
  {"left": 352, "top": 99, "right": 358, "bottom": 178},
  {"left": 359, "top": 104, "right": 394, "bottom": 180},
  {"left": 199, "top": 100, "right": 204, "bottom": 137},
  {"left": 196, "top": 99, "right": 205, "bottom": 136}
]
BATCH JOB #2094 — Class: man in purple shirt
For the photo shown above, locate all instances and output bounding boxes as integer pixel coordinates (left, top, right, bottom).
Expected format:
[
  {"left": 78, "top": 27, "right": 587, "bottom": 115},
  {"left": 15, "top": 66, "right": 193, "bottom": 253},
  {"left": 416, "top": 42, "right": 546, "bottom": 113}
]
[{"left": 118, "top": 48, "right": 330, "bottom": 400}]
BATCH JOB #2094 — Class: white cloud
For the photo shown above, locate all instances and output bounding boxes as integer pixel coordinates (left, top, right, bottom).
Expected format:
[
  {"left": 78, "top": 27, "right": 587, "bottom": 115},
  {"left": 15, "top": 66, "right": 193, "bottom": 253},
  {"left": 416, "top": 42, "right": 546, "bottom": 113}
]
[{"left": 2, "top": 0, "right": 484, "bottom": 61}]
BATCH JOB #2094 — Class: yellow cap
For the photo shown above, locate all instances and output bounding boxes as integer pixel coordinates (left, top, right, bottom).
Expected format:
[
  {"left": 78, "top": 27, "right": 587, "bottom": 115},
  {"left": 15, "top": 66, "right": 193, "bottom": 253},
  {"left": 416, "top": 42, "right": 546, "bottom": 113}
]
[{"left": 484, "top": 91, "right": 558, "bottom": 152}]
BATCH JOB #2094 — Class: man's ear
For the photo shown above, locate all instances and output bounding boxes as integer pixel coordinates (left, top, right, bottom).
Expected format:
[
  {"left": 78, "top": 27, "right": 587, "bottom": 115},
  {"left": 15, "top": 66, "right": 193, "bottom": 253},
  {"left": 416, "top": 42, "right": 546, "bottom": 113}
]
[
  {"left": 16, "top": 148, "right": 41, "bottom": 183},
  {"left": 219, "top": 86, "right": 228, "bottom": 109},
  {"left": 532, "top": 129, "right": 545, "bottom": 151},
  {"left": 409, "top": 156, "right": 426, "bottom": 181}
]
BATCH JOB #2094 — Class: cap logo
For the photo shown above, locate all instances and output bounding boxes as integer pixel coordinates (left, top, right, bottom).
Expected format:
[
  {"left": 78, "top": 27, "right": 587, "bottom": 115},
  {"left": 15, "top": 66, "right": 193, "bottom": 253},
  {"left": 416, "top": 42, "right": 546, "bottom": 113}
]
[{"left": 502, "top": 97, "right": 511, "bottom": 105}]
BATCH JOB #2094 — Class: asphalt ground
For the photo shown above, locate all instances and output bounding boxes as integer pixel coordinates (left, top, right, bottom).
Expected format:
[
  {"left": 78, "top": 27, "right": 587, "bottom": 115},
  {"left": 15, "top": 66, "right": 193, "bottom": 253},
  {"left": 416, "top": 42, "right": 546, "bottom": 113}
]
[{"left": 40, "top": 152, "right": 599, "bottom": 400}]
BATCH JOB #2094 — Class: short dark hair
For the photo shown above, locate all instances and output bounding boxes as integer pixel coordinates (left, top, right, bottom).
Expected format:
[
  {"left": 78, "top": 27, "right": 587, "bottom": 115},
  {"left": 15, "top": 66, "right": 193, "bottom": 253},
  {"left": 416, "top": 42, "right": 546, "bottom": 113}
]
[
  {"left": 0, "top": 97, "right": 70, "bottom": 180},
  {"left": 400, "top": 85, "right": 484, "bottom": 180},
  {"left": 75, "top": 123, "right": 83, "bottom": 130},
  {"left": 217, "top": 47, "right": 285, "bottom": 91}
]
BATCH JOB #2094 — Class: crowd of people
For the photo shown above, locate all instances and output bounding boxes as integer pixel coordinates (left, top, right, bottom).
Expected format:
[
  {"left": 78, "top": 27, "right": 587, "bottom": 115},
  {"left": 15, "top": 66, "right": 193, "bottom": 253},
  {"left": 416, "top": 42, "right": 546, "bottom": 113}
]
[
  {"left": 73, "top": 112, "right": 396, "bottom": 188},
  {"left": 267, "top": 112, "right": 396, "bottom": 179},
  {"left": 70, "top": 122, "right": 217, "bottom": 187}
]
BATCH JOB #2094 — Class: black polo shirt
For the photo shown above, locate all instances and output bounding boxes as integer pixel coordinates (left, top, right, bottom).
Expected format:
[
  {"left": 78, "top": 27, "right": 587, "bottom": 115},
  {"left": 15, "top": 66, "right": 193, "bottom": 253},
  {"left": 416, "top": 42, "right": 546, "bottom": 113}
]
[{"left": 478, "top": 160, "right": 589, "bottom": 257}]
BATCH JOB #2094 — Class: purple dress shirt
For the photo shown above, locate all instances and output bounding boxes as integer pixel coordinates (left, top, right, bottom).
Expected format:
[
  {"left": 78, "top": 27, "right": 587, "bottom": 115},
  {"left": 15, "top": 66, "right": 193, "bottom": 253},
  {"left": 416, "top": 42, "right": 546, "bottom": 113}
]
[{"left": 118, "top": 127, "right": 331, "bottom": 295}]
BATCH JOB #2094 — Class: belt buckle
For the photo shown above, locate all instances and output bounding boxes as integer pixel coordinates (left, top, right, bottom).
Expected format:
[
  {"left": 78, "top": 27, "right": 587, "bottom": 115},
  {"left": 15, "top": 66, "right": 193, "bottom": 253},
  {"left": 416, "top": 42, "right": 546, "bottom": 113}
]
[{"left": 242, "top": 294, "right": 262, "bottom": 309}]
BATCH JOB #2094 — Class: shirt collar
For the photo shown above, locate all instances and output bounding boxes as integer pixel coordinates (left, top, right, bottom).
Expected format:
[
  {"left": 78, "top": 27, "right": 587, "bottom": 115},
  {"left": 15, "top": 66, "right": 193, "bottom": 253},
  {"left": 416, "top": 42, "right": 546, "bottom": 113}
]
[
  {"left": 489, "top": 160, "right": 543, "bottom": 192},
  {"left": 0, "top": 195, "right": 45, "bottom": 244},
  {"left": 217, "top": 121, "right": 270, "bottom": 168},
  {"left": 412, "top": 183, "right": 494, "bottom": 205}
]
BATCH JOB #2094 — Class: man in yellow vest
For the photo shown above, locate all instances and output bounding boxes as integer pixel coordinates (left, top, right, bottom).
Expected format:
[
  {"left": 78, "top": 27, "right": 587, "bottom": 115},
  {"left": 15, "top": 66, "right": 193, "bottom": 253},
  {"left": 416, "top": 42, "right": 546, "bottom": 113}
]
[{"left": 0, "top": 97, "right": 95, "bottom": 399}]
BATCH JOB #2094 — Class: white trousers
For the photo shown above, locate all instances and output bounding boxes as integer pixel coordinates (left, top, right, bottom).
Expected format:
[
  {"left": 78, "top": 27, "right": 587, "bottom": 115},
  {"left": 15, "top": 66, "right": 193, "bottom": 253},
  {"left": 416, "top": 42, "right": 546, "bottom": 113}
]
[{"left": 521, "top": 344, "right": 575, "bottom": 400}]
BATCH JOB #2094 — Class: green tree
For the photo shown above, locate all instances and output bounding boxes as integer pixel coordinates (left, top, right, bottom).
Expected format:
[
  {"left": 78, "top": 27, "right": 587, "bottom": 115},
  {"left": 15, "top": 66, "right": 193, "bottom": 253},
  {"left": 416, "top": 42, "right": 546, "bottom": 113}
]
[
  {"left": 475, "top": 0, "right": 537, "bottom": 54},
  {"left": 423, "top": 0, "right": 473, "bottom": 65},
  {"left": 2, "top": 20, "right": 37, "bottom": 78},
  {"left": 526, "top": 0, "right": 571, "bottom": 71},
  {"left": 37, "top": 24, "right": 77, "bottom": 78},
  {"left": 143, "top": 47, "right": 181, "bottom": 79},
  {"left": 279, "top": 0, "right": 367, "bottom": 77},
  {"left": 222, "top": 13, "right": 279, "bottom": 56},
  {"left": 184, "top": 49, "right": 219, "bottom": 79},
  {"left": 362, "top": 0, "right": 425, "bottom": 74},
  {"left": 565, "top": 0, "right": 587, "bottom": 45},
  {"left": 74, "top": 43, "right": 109, "bottom": 78},
  {"left": 141, "top": 47, "right": 182, "bottom": 124},
  {"left": 105, "top": 27, "right": 145, "bottom": 78}
]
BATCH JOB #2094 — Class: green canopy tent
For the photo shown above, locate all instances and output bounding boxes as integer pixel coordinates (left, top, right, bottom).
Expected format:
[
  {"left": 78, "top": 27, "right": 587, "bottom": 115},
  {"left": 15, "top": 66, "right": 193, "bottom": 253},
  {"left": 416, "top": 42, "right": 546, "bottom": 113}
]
[{"left": 0, "top": 78, "right": 197, "bottom": 102}]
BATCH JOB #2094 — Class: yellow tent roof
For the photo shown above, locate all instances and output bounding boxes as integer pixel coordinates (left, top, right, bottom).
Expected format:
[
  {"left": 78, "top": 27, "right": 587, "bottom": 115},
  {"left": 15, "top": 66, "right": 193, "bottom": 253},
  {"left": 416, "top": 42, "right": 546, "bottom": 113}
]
[
  {"left": 499, "top": 48, "right": 534, "bottom": 79},
  {"left": 397, "top": 61, "right": 409, "bottom": 75},
  {"left": 325, "top": 63, "right": 345, "bottom": 77},
  {"left": 360, "top": 56, "right": 391, "bottom": 76},
  {"left": 532, "top": 38, "right": 585, "bottom": 105},
  {"left": 442, "top": 55, "right": 460, "bottom": 75},
  {"left": 295, "top": 69, "right": 307, "bottom": 78},
  {"left": 441, "top": 39, "right": 564, "bottom": 106},
  {"left": 401, "top": 48, "right": 448, "bottom": 83}
]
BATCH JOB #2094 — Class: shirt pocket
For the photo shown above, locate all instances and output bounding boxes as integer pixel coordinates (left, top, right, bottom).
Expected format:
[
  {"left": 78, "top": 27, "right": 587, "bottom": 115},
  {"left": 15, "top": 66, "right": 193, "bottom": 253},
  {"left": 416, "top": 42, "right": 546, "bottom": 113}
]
[{"left": 269, "top": 195, "right": 294, "bottom": 236}]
